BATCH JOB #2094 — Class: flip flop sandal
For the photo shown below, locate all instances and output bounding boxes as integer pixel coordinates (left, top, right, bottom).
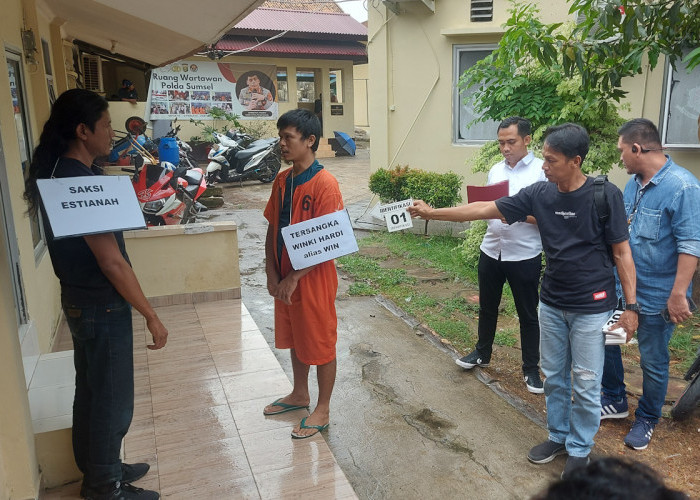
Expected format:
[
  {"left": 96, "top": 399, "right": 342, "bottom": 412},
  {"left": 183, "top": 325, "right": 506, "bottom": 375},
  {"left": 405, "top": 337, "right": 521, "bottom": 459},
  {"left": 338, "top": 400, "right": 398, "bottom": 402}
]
[
  {"left": 263, "top": 398, "right": 309, "bottom": 416},
  {"left": 291, "top": 417, "right": 330, "bottom": 439}
]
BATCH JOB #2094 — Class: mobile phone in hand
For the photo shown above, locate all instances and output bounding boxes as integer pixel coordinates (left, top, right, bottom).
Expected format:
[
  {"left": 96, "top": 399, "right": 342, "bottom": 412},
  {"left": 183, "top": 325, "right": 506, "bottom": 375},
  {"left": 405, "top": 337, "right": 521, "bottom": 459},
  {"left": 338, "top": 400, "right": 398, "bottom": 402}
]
[{"left": 662, "top": 297, "right": 698, "bottom": 323}]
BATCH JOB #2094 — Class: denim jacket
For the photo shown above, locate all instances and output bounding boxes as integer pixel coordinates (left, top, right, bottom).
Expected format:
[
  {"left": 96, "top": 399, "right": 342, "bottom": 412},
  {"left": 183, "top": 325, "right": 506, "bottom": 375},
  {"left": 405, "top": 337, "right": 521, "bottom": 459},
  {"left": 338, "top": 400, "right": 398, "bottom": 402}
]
[{"left": 623, "top": 156, "right": 700, "bottom": 314}]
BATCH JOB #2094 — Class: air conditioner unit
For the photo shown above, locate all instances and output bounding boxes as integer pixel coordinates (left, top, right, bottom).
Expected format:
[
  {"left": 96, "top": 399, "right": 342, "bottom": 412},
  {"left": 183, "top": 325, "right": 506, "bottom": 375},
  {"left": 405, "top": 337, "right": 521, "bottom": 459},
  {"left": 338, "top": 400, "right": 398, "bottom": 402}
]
[{"left": 81, "top": 54, "right": 103, "bottom": 93}]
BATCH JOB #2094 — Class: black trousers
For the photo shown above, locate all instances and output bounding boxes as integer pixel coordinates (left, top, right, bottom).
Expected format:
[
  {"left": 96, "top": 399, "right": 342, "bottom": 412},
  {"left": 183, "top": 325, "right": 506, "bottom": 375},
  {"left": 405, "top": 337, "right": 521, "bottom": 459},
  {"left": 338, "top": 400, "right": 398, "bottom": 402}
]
[{"left": 476, "top": 250, "right": 542, "bottom": 373}]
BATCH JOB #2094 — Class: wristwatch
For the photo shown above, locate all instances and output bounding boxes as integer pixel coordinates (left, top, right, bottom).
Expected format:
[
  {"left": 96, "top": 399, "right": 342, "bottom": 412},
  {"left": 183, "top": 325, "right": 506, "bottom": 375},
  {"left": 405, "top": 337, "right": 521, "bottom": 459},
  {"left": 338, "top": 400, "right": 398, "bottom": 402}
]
[{"left": 624, "top": 303, "right": 640, "bottom": 313}]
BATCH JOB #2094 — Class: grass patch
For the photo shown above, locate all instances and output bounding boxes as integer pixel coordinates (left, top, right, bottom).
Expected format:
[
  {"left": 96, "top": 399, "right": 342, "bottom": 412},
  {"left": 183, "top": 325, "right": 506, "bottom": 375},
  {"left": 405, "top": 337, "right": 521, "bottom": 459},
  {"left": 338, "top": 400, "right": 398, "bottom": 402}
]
[
  {"left": 339, "top": 234, "right": 478, "bottom": 348},
  {"left": 669, "top": 325, "right": 700, "bottom": 372},
  {"left": 339, "top": 231, "right": 700, "bottom": 370},
  {"left": 348, "top": 282, "right": 377, "bottom": 296},
  {"left": 494, "top": 327, "right": 518, "bottom": 347}
]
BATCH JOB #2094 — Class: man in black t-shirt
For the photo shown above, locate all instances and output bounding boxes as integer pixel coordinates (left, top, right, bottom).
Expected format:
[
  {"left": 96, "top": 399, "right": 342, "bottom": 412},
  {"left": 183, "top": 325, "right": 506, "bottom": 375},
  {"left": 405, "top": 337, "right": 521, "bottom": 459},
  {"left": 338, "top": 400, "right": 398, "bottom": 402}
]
[
  {"left": 23, "top": 89, "right": 165, "bottom": 500},
  {"left": 118, "top": 79, "right": 138, "bottom": 104},
  {"left": 409, "top": 123, "right": 638, "bottom": 480}
]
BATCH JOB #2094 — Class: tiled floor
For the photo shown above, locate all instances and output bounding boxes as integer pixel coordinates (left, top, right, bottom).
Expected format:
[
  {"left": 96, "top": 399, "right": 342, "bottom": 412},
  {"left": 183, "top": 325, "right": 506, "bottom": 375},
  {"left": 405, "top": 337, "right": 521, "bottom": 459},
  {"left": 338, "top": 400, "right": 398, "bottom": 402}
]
[{"left": 42, "top": 299, "right": 357, "bottom": 499}]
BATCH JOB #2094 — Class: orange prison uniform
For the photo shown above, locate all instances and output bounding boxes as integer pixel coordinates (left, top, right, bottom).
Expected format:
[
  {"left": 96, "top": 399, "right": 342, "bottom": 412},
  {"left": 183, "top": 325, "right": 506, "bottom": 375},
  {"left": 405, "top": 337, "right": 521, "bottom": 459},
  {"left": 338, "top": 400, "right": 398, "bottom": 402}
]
[{"left": 264, "top": 167, "right": 344, "bottom": 365}]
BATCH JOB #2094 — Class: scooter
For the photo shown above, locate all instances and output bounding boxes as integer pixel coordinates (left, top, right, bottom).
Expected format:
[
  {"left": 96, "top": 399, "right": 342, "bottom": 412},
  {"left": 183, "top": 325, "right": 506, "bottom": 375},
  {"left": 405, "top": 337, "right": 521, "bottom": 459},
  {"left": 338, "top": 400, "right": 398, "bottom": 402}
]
[{"left": 206, "top": 131, "right": 281, "bottom": 185}]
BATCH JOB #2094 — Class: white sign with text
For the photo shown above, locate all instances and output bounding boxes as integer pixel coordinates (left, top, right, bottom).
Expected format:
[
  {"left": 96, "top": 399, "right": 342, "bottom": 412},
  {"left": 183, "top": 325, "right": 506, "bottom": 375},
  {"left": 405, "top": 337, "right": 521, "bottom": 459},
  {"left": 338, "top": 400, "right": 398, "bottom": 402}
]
[
  {"left": 281, "top": 209, "right": 358, "bottom": 270},
  {"left": 379, "top": 198, "right": 414, "bottom": 232},
  {"left": 38, "top": 176, "right": 146, "bottom": 239}
]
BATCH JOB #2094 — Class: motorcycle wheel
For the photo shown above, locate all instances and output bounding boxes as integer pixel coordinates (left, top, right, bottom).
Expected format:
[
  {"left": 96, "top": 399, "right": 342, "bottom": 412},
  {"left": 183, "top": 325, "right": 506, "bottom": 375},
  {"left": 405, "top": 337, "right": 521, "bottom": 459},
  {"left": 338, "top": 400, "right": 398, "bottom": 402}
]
[
  {"left": 180, "top": 196, "right": 197, "bottom": 224},
  {"left": 671, "top": 373, "right": 700, "bottom": 421},
  {"left": 125, "top": 116, "right": 148, "bottom": 135},
  {"left": 258, "top": 157, "right": 281, "bottom": 183}
]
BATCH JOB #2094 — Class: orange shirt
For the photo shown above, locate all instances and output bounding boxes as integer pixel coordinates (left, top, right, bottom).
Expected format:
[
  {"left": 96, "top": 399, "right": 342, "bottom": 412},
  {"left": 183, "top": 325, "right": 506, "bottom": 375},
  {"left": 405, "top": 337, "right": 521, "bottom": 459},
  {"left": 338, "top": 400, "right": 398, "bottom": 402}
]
[{"left": 264, "top": 166, "right": 344, "bottom": 365}]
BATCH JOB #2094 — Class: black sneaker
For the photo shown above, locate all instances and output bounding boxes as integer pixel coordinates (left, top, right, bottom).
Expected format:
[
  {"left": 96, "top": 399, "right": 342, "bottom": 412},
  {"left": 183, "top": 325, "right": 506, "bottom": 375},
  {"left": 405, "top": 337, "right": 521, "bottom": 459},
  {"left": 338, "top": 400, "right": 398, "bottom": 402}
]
[
  {"left": 84, "top": 481, "right": 159, "bottom": 500},
  {"left": 561, "top": 455, "right": 590, "bottom": 479},
  {"left": 455, "top": 350, "right": 490, "bottom": 369},
  {"left": 81, "top": 463, "right": 150, "bottom": 497},
  {"left": 524, "top": 372, "right": 544, "bottom": 394},
  {"left": 527, "top": 440, "right": 567, "bottom": 464},
  {"left": 121, "top": 463, "right": 150, "bottom": 483}
]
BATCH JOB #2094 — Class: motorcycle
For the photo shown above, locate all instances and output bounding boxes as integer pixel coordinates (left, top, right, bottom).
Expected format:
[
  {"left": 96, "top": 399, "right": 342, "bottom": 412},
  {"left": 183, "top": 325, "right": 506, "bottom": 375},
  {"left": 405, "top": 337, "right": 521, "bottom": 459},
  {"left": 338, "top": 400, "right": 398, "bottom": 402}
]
[
  {"left": 206, "top": 131, "right": 281, "bottom": 184},
  {"left": 671, "top": 346, "right": 700, "bottom": 421},
  {"left": 119, "top": 135, "right": 207, "bottom": 226}
]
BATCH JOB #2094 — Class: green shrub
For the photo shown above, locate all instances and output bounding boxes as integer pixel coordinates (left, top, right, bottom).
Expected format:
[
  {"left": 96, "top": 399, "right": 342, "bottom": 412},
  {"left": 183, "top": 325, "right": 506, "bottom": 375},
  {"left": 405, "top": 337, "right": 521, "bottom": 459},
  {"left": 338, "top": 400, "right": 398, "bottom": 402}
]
[
  {"left": 368, "top": 165, "right": 410, "bottom": 203},
  {"left": 369, "top": 165, "right": 463, "bottom": 235},
  {"left": 460, "top": 220, "right": 487, "bottom": 269},
  {"left": 369, "top": 165, "right": 462, "bottom": 207},
  {"left": 404, "top": 170, "right": 462, "bottom": 209}
]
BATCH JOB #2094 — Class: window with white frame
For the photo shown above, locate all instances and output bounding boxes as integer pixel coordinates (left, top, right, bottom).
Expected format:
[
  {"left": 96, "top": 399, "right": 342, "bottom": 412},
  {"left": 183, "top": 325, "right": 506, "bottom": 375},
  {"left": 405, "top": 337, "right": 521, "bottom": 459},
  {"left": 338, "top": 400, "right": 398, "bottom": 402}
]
[
  {"left": 453, "top": 44, "right": 499, "bottom": 143},
  {"left": 661, "top": 49, "right": 700, "bottom": 148}
]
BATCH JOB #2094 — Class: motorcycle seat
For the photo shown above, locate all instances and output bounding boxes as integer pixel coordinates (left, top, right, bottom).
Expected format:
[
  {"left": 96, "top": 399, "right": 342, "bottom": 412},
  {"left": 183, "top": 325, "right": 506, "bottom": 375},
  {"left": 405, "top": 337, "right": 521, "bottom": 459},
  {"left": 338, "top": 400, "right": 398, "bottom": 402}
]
[
  {"left": 234, "top": 142, "right": 273, "bottom": 162},
  {"left": 183, "top": 169, "right": 203, "bottom": 188}
]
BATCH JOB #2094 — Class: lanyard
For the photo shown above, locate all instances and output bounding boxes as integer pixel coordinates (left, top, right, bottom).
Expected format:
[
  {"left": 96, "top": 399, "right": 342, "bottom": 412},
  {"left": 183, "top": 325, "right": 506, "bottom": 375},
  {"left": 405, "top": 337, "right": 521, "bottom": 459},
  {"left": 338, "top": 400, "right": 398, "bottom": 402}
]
[{"left": 627, "top": 184, "right": 648, "bottom": 225}]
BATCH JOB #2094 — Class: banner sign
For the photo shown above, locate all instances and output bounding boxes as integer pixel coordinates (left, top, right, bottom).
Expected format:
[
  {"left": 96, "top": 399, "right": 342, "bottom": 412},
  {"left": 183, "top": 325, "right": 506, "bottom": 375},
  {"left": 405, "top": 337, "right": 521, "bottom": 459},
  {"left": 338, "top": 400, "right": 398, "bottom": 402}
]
[
  {"left": 37, "top": 176, "right": 146, "bottom": 239},
  {"left": 379, "top": 199, "right": 414, "bottom": 232},
  {"left": 146, "top": 61, "right": 278, "bottom": 121},
  {"left": 281, "top": 210, "right": 358, "bottom": 270}
]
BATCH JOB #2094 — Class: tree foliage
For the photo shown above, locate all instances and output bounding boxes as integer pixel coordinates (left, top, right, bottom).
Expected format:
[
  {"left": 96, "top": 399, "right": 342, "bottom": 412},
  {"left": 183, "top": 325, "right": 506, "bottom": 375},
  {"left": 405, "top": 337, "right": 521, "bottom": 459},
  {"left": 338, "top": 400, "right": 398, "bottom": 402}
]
[
  {"left": 569, "top": 0, "right": 700, "bottom": 95},
  {"left": 459, "top": 3, "right": 625, "bottom": 174}
]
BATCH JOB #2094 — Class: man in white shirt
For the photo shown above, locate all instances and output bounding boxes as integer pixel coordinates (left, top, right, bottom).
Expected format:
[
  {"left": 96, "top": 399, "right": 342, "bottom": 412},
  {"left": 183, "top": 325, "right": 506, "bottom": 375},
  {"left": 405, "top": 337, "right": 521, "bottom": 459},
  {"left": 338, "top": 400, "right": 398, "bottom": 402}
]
[{"left": 456, "top": 116, "right": 546, "bottom": 393}]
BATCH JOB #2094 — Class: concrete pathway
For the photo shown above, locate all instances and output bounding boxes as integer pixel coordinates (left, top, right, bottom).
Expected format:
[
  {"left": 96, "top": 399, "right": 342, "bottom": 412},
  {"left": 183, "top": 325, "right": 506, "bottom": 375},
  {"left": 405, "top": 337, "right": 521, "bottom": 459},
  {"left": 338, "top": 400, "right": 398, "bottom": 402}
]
[{"left": 208, "top": 148, "right": 558, "bottom": 499}]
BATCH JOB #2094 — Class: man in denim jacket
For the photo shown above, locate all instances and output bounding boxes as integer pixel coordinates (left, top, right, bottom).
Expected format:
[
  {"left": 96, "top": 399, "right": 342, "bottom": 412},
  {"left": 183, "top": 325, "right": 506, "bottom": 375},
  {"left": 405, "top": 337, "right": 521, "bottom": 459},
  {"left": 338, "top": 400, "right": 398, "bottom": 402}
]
[{"left": 601, "top": 118, "right": 700, "bottom": 450}]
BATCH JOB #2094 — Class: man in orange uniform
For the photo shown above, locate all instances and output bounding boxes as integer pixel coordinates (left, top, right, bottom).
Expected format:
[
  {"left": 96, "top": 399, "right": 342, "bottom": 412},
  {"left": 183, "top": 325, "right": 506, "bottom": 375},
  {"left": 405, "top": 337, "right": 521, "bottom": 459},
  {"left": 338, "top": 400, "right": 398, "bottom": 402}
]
[{"left": 262, "top": 109, "right": 344, "bottom": 438}]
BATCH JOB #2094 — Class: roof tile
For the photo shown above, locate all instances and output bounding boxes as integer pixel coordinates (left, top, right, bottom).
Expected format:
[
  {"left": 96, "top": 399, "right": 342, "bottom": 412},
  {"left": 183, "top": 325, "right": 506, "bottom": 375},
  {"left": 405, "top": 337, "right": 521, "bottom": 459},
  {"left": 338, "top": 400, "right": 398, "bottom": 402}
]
[{"left": 234, "top": 8, "right": 367, "bottom": 37}]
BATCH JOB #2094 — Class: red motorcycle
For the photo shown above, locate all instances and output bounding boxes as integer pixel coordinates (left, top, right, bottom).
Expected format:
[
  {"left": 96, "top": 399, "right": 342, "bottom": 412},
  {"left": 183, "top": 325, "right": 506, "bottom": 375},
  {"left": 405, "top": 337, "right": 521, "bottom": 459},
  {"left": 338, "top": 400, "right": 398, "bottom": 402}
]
[
  {"left": 132, "top": 161, "right": 207, "bottom": 225},
  {"left": 116, "top": 117, "right": 207, "bottom": 226}
]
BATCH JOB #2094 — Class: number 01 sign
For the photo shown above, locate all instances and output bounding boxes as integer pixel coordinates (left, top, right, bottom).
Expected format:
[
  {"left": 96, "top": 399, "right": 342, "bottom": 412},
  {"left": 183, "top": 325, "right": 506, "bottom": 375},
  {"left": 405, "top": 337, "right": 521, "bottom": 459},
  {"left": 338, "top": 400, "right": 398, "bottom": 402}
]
[{"left": 378, "top": 199, "right": 414, "bottom": 232}]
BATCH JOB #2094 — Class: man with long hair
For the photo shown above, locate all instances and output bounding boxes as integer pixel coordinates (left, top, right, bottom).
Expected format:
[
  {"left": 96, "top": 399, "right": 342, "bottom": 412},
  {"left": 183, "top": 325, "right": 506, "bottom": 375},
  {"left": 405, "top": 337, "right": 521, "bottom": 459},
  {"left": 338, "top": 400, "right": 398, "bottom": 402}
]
[{"left": 24, "top": 89, "right": 166, "bottom": 500}]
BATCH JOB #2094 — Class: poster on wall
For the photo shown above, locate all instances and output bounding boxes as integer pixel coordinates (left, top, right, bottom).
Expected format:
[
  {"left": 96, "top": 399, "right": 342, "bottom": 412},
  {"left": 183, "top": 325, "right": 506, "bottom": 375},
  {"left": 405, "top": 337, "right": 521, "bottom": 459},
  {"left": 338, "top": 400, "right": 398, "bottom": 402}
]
[{"left": 146, "top": 61, "right": 278, "bottom": 121}]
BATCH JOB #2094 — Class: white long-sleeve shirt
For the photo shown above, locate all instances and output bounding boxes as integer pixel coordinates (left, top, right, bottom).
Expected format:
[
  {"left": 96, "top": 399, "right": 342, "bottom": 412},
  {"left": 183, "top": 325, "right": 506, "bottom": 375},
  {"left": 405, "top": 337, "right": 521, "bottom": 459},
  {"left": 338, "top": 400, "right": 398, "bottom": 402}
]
[{"left": 480, "top": 151, "right": 545, "bottom": 261}]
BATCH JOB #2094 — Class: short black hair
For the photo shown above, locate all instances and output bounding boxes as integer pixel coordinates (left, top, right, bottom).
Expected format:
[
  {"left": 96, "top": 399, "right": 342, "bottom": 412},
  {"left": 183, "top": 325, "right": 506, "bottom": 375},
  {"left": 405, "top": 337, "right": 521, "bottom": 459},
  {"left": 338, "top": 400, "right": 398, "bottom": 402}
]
[
  {"left": 534, "top": 457, "right": 687, "bottom": 500},
  {"left": 543, "top": 123, "right": 589, "bottom": 166},
  {"left": 498, "top": 116, "right": 532, "bottom": 138},
  {"left": 618, "top": 118, "right": 662, "bottom": 148},
  {"left": 277, "top": 109, "right": 321, "bottom": 152}
]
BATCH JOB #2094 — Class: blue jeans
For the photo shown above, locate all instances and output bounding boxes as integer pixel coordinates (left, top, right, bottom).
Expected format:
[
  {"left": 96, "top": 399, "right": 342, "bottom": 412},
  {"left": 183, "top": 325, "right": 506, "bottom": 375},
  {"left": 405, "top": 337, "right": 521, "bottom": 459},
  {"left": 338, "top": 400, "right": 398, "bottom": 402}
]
[
  {"left": 539, "top": 302, "right": 609, "bottom": 457},
  {"left": 602, "top": 313, "right": 675, "bottom": 424},
  {"left": 64, "top": 297, "right": 134, "bottom": 487}
]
